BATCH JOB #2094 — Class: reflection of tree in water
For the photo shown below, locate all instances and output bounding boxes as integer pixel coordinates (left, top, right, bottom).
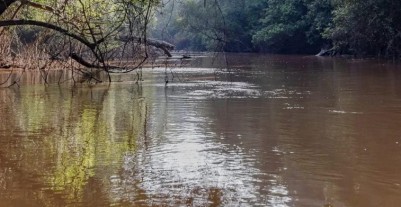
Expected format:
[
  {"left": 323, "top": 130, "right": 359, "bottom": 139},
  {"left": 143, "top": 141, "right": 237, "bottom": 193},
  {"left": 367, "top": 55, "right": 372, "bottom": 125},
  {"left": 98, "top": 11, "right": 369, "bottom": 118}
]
[{"left": 0, "top": 83, "right": 150, "bottom": 206}]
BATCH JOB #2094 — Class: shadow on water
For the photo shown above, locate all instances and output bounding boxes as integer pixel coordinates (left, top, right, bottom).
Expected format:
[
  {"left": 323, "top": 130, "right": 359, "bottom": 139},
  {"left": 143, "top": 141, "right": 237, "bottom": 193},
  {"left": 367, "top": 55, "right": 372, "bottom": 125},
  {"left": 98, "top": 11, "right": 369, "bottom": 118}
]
[{"left": 1, "top": 54, "right": 401, "bottom": 206}]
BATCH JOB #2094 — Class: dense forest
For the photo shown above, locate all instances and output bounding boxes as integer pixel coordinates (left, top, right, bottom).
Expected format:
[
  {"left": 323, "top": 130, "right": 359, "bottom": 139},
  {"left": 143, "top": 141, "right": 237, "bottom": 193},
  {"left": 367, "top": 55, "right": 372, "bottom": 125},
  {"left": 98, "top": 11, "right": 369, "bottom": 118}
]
[
  {"left": 0, "top": 0, "right": 400, "bottom": 80},
  {"left": 152, "top": 0, "right": 401, "bottom": 58}
]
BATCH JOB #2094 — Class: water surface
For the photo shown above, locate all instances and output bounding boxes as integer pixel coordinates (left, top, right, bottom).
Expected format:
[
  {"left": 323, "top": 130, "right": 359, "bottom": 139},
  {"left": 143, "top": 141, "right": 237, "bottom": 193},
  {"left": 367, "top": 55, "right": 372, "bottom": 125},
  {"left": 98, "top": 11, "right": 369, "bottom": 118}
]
[{"left": 1, "top": 54, "right": 401, "bottom": 206}]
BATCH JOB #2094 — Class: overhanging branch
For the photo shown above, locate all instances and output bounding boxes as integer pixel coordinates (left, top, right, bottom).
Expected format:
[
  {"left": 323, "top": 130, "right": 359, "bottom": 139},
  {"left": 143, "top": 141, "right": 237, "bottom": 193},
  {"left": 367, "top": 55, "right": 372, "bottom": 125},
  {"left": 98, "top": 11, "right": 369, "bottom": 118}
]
[
  {"left": 0, "top": 19, "right": 96, "bottom": 49},
  {"left": 70, "top": 53, "right": 121, "bottom": 70}
]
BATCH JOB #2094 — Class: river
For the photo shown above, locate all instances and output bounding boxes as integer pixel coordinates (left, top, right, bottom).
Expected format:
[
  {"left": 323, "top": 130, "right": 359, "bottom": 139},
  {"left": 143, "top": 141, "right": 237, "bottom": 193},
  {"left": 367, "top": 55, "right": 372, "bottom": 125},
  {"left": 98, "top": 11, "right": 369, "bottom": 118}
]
[{"left": 1, "top": 54, "right": 401, "bottom": 207}]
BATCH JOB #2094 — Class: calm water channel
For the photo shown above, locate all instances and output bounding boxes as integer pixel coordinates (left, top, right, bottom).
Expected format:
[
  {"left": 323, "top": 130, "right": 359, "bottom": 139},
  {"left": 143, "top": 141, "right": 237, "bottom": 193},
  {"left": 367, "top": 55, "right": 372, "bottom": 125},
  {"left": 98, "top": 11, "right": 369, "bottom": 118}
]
[{"left": 1, "top": 54, "right": 401, "bottom": 207}]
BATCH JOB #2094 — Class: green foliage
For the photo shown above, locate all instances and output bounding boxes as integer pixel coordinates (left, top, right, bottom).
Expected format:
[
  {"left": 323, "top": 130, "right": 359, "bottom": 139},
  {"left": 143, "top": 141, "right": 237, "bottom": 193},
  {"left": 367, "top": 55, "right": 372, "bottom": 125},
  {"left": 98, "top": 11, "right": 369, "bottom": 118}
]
[
  {"left": 154, "top": 0, "right": 333, "bottom": 54},
  {"left": 326, "top": 0, "right": 401, "bottom": 57},
  {"left": 253, "top": 0, "right": 308, "bottom": 53},
  {"left": 152, "top": 0, "right": 222, "bottom": 51},
  {"left": 4, "top": 0, "right": 401, "bottom": 57},
  {"left": 251, "top": 0, "right": 333, "bottom": 53},
  {"left": 154, "top": 0, "right": 401, "bottom": 58},
  {"left": 152, "top": 0, "right": 266, "bottom": 52}
]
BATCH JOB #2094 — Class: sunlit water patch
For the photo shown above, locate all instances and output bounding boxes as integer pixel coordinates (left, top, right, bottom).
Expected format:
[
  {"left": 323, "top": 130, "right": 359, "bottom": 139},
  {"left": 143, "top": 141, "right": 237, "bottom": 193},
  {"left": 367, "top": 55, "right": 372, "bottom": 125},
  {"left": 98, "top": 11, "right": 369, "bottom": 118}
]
[
  {"left": 282, "top": 103, "right": 305, "bottom": 110},
  {"left": 149, "top": 67, "right": 229, "bottom": 74},
  {"left": 107, "top": 97, "right": 291, "bottom": 206},
  {"left": 264, "top": 89, "right": 311, "bottom": 99},
  {"left": 329, "top": 110, "right": 363, "bottom": 114},
  {"left": 148, "top": 79, "right": 262, "bottom": 99},
  {"left": 188, "top": 81, "right": 261, "bottom": 99}
]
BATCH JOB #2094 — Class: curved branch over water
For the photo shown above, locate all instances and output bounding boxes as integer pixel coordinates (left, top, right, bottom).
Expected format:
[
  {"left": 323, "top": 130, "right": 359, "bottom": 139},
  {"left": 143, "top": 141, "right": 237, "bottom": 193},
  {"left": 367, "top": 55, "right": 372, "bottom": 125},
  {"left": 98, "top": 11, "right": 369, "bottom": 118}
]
[{"left": 0, "top": 19, "right": 96, "bottom": 49}]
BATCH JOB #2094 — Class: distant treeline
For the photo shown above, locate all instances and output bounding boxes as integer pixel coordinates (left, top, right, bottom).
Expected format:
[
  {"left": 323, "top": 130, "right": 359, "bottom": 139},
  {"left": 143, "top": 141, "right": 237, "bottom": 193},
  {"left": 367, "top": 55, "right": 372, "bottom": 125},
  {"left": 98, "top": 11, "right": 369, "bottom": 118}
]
[{"left": 152, "top": 0, "right": 401, "bottom": 58}]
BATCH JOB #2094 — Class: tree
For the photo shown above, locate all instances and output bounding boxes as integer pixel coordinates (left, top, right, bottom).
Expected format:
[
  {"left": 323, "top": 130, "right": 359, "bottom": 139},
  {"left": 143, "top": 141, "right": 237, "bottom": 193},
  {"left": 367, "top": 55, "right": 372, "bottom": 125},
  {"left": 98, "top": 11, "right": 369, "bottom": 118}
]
[
  {"left": 154, "top": 0, "right": 332, "bottom": 54},
  {"left": 0, "top": 0, "right": 174, "bottom": 84},
  {"left": 252, "top": 0, "right": 333, "bottom": 54},
  {"left": 152, "top": 0, "right": 226, "bottom": 51},
  {"left": 152, "top": 0, "right": 267, "bottom": 52},
  {"left": 326, "top": 0, "right": 401, "bottom": 58}
]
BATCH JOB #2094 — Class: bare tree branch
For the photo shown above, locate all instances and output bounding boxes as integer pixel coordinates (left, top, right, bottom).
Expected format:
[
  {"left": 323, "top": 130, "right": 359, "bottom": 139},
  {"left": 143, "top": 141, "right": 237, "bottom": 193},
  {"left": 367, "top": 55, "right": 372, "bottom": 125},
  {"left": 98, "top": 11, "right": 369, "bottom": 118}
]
[{"left": 0, "top": 19, "right": 96, "bottom": 49}]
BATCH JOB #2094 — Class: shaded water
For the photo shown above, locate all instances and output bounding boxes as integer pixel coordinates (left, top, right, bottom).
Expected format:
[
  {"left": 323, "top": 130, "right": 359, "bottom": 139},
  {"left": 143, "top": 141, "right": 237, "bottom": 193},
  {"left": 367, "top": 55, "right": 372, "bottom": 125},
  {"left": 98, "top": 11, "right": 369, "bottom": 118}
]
[{"left": 1, "top": 54, "right": 401, "bottom": 206}]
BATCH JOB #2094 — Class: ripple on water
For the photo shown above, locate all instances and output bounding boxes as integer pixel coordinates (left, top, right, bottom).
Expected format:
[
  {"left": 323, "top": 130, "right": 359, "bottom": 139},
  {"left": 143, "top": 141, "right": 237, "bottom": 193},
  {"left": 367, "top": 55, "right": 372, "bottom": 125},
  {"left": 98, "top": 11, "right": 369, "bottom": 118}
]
[
  {"left": 149, "top": 67, "right": 220, "bottom": 74},
  {"left": 329, "top": 110, "right": 363, "bottom": 114},
  {"left": 264, "top": 89, "right": 311, "bottom": 99},
  {"left": 113, "top": 143, "right": 265, "bottom": 205},
  {"left": 183, "top": 81, "right": 262, "bottom": 99},
  {"left": 147, "top": 68, "right": 312, "bottom": 100},
  {"left": 107, "top": 102, "right": 291, "bottom": 206}
]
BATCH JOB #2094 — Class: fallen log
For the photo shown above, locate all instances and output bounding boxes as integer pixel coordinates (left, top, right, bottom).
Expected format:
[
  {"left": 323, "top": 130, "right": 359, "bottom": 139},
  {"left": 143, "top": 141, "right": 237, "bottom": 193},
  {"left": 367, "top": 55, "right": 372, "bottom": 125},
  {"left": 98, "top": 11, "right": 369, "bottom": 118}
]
[
  {"left": 316, "top": 47, "right": 337, "bottom": 57},
  {"left": 119, "top": 36, "right": 175, "bottom": 57}
]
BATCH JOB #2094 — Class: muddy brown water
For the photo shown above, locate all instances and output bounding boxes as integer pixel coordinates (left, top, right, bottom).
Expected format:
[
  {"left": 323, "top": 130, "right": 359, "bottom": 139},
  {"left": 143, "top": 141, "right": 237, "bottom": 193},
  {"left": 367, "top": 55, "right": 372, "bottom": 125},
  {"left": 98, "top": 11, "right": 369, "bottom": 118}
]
[{"left": 1, "top": 54, "right": 401, "bottom": 206}]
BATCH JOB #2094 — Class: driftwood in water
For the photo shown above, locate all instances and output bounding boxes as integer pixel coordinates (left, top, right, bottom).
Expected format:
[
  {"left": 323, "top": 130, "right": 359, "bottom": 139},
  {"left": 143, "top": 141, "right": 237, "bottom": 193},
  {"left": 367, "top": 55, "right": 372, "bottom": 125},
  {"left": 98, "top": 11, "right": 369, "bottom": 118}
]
[
  {"left": 119, "top": 36, "right": 175, "bottom": 57},
  {"left": 316, "top": 47, "right": 337, "bottom": 56}
]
